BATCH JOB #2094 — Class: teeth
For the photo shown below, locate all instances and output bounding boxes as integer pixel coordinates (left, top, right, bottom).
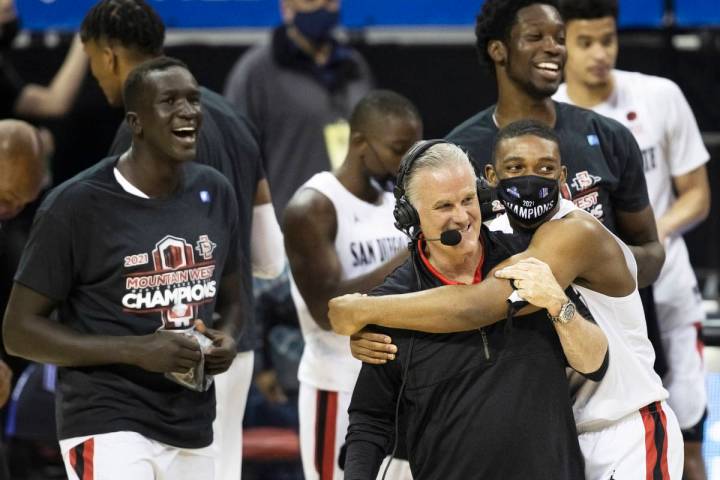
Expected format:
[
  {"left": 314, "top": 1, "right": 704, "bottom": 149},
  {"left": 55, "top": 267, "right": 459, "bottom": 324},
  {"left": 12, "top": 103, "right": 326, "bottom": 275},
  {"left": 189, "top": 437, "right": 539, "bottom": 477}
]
[
  {"left": 538, "top": 62, "right": 559, "bottom": 71},
  {"left": 173, "top": 127, "right": 195, "bottom": 132}
]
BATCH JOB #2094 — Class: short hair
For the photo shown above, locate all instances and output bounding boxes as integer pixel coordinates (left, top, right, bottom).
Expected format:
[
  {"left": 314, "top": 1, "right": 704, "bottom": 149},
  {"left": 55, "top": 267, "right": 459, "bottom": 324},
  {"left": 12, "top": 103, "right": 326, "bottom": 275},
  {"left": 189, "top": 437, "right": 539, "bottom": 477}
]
[
  {"left": 558, "top": 0, "right": 618, "bottom": 22},
  {"left": 405, "top": 143, "right": 476, "bottom": 206},
  {"left": 475, "top": 0, "right": 560, "bottom": 72},
  {"left": 349, "top": 89, "right": 421, "bottom": 134},
  {"left": 123, "top": 56, "right": 189, "bottom": 112},
  {"left": 80, "top": 0, "right": 165, "bottom": 56},
  {"left": 492, "top": 119, "right": 561, "bottom": 164}
]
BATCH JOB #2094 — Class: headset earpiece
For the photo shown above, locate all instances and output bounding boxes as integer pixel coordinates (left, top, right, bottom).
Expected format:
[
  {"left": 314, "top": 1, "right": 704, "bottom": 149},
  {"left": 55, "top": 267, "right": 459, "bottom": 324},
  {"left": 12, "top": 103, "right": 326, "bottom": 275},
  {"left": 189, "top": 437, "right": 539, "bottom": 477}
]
[{"left": 393, "top": 139, "right": 449, "bottom": 238}]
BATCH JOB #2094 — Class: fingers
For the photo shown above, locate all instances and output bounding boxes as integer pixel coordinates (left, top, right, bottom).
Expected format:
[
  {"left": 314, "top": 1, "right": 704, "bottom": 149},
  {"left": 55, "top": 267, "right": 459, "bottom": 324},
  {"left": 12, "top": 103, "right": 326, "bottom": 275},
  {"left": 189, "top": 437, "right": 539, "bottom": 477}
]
[
  {"left": 194, "top": 319, "right": 208, "bottom": 334},
  {"left": 351, "top": 330, "right": 393, "bottom": 344}
]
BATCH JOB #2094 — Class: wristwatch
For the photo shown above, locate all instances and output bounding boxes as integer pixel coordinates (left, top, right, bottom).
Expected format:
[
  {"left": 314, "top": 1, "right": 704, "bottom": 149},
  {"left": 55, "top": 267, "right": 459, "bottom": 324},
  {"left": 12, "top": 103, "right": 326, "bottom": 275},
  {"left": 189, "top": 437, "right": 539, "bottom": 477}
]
[{"left": 548, "top": 300, "right": 576, "bottom": 325}]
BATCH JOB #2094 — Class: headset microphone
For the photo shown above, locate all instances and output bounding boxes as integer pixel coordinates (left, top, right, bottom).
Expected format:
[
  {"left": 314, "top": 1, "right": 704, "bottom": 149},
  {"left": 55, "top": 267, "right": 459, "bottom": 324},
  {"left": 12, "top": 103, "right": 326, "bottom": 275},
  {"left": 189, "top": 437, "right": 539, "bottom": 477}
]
[{"left": 425, "top": 229, "right": 462, "bottom": 246}]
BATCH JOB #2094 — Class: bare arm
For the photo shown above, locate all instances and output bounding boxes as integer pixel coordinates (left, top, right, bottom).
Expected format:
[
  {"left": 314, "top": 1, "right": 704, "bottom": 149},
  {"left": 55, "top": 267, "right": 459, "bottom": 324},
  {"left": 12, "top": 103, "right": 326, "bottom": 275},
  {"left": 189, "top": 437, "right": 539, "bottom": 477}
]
[
  {"left": 615, "top": 205, "right": 665, "bottom": 288},
  {"left": 14, "top": 35, "right": 87, "bottom": 118},
  {"left": 330, "top": 214, "right": 631, "bottom": 335},
  {"left": 3, "top": 283, "right": 201, "bottom": 373},
  {"left": 657, "top": 166, "right": 710, "bottom": 242},
  {"left": 494, "top": 258, "right": 608, "bottom": 375},
  {"left": 284, "top": 188, "right": 407, "bottom": 330}
]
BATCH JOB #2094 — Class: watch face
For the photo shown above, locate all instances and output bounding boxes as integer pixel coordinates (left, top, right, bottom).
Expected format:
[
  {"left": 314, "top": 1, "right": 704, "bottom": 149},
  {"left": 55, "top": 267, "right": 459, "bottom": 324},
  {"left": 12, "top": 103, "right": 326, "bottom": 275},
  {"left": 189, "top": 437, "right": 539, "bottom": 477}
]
[{"left": 560, "top": 302, "right": 576, "bottom": 323}]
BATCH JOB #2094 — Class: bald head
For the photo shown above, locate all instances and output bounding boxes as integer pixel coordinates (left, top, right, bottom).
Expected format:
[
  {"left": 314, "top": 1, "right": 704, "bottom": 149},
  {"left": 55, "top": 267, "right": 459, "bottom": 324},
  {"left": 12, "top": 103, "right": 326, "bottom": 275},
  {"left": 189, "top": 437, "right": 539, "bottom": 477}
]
[{"left": 0, "top": 120, "right": 45, "bottom": 220}]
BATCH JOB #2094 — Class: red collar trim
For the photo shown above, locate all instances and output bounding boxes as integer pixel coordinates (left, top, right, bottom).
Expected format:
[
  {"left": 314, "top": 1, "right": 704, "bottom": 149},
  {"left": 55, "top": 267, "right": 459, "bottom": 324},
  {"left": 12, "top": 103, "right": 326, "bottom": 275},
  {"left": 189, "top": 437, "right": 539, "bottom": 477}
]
[{"left": 417, "top": 235, "right": 484, "bottom": 285}]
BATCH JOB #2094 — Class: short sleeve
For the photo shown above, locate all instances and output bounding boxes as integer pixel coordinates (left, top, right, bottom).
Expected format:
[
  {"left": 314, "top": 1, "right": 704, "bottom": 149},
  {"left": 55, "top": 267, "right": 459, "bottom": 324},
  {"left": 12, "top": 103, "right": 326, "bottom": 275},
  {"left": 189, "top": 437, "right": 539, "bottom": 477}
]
[
  {"left": 663, "top": 81, "right": 710, "bottom": 177},
  {"left": 14, "top": 208, "right": 74, "bottom": 301},
  {"left": 609, "top": 125, "right": 650, "bottom": 213}
]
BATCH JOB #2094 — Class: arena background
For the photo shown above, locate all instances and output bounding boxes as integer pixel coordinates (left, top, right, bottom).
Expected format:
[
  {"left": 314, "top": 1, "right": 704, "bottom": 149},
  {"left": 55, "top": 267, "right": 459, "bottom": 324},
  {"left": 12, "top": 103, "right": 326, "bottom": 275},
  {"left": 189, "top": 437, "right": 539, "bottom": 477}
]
[{"left": 6, "top": 0, "right": 720, "bottom": 476}]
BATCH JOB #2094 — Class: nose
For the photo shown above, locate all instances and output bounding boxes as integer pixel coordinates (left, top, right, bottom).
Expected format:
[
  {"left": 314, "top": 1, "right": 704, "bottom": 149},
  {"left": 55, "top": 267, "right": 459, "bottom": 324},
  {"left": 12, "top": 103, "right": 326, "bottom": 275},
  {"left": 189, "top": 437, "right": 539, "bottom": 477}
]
[
  {"left": 177, "top": 98, "right": 201, "bottom": 119},
  {"left": 542, "top": 35, "right": 564, "bottom": 57}
]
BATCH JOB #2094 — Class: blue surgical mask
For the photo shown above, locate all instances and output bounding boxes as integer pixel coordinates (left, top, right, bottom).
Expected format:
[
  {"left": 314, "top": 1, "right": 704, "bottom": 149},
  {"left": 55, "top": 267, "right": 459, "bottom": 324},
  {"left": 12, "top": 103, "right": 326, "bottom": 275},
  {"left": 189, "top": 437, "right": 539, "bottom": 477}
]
[{"left": 293, "top": 8, "right": 339, "bottom": 43}]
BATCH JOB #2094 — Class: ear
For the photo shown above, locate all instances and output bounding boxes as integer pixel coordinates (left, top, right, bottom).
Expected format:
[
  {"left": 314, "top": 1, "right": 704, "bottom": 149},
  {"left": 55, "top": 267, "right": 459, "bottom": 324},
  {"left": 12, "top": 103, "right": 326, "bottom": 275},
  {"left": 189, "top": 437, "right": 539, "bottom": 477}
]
[
  {"left": 487, "top": 39, "right": 507, "bottom": 67},
  {"left": 559, "top": 165, "right": 567, "bottom": 185},
  {"left": 101, "top": 44, "right": 116, "bottom": 72},
  {"left": 484, "top": 164, "right": 499, "bottom": 187},
  {"left": 126, "top": 112, "right": 142, "bottom": 137}
]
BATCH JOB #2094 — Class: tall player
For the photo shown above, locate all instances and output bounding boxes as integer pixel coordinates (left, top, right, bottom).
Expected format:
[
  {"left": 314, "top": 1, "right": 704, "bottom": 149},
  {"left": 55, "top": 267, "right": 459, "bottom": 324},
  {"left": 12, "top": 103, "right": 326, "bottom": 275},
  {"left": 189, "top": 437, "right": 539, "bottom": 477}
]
[
  {"left": 3, "top": 58, "right": 239, "bottom": 480},
  {"left": 79, "top": 2, "right": 285, "bottom": 479},
  {"left": 554, "top": 1, "right": 711, "bottom": 477},
  {"left": 284, "top": 90, "right": 421, "bottom": 480}
]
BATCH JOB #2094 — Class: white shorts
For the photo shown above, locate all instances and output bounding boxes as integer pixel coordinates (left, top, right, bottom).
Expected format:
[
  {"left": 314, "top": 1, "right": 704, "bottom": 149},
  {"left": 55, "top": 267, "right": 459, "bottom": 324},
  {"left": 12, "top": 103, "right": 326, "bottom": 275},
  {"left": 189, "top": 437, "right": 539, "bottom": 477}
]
[
  {"left": 212, "top": 350, "right": 254, "bottom": 480},
  {"left": 579, "top": 401, "right": 684, "bottom": 480},
  {"left": 60, "top": 431, "right": 215, "bottom": 480},
  {"left": 299, "top": 382, "right": 412, "bottom": 480},
  {"left": 660, "top": 321, "right": 707, "bottom": 429}
]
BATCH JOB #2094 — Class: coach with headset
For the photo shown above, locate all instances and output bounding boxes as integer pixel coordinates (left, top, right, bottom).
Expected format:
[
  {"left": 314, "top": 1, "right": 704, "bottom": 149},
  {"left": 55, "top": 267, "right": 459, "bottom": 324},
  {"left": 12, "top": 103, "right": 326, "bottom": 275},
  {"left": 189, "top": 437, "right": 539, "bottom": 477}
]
[{"left": 342, "top": 139, "right": 607, "bottom": 479}]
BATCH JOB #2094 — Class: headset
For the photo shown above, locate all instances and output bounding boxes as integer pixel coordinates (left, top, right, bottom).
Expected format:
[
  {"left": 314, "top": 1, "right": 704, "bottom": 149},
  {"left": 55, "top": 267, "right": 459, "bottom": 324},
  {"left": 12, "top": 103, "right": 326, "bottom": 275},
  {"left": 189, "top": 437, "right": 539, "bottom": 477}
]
[{"left": 393, "top": 139, "right": 497, "bottom": 241}]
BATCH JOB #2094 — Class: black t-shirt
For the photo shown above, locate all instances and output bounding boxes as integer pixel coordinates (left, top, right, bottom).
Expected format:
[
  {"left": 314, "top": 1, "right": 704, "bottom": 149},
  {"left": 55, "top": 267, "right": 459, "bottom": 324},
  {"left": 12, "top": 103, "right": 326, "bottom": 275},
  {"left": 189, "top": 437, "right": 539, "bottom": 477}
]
[
  {"left": 109, "top": 86, "right": 264, "bottom": 352},
  {"left": 345, "top": 228, "right": 584, "bottom": 480},
  {"left": 14, "top": 156, "right": 239, "bottom": 448},
  {"left": 0, "top": 54, "right": 24, "bottom": 117},
  {"left": 447, "top": 101, "right": 649, "bottom": 234}
]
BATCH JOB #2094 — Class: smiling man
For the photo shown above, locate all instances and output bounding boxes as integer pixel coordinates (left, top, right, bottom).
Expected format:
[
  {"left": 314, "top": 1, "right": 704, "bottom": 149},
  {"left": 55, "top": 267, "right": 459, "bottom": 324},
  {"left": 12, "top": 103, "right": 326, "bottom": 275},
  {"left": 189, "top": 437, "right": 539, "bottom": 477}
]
[
  {"left": 553, "top": 1, "right": 711, "bottom": 477},
  {"left": 79, "top": 3, "right": 285, "bottom": 478},
  {"left": 3, "top": 57, "right": 241, "bottom": 480}
]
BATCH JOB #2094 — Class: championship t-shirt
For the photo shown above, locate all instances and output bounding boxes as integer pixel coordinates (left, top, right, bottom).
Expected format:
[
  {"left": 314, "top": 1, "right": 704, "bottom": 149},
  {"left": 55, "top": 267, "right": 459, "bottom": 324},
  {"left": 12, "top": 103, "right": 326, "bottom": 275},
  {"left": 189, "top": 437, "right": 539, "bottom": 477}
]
[
  {"left": 109, "top": 86, "right": 264, "bottom": 352},
  {"left": 14, "top": 156, "right": 239, "bottom": 448}
]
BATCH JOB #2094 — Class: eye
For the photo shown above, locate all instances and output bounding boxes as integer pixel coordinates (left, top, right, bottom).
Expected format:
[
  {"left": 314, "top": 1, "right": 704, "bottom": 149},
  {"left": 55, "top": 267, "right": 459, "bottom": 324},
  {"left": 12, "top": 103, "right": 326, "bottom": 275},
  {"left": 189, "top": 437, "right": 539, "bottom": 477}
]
[
  {"left": 524, "top": 33, "right": 542, "bottom": 42},
  {"left": 462, "top": 196, "right": 475, "bottom": 205},
  {"left": 163, "top": 96, "right": 175, "bottom": 105}
]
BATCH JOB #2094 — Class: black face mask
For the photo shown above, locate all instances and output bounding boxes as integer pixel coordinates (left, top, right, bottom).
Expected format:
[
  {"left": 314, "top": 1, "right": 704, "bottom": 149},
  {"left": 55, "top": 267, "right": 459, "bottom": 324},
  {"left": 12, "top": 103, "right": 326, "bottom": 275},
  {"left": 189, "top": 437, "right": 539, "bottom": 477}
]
[
  {"left": 0, "top": 18, "right": 20, "bottom": 49},
  {"left": 496, "top": 175, "right": 559, "bottom": 229},
  {"left": 294, "top": 8, "right": 338, "bottom": 44}
]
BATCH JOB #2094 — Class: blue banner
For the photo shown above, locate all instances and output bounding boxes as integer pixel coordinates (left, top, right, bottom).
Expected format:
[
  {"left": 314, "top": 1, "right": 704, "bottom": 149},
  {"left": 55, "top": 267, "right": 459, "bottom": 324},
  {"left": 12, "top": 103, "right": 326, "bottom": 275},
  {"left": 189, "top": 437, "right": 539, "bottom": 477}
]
[{"left": 14, "top": 0, "right": 673, "bottom": 31}]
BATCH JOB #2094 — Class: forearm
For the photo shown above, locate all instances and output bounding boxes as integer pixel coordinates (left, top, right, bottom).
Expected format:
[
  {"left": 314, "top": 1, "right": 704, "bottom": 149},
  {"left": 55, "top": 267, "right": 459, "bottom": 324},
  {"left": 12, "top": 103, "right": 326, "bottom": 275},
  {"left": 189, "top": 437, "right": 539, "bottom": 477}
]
[
  {"left": 627, "top": 242, "right": 665, "bottom": 288},
  {"left": 657, "top": 190, "right": 710, "bottom": 240},
  {"left": 344, "top": 441, "right": 385, "bottom": 479},
  {"left": 553, "top": 313, "right": 608, "bottom": 375},
  {"left": 3, "top": 313, "right": 141, "bottom": 367},
  {"left": 15, "top": 35, "right": 87, "bottom": 118},
  {"left": 250, "top": 202, "right": 285, "bottom": 279},
  {"left": 361, "top": 284, "right": 509, "bottom": 333}
]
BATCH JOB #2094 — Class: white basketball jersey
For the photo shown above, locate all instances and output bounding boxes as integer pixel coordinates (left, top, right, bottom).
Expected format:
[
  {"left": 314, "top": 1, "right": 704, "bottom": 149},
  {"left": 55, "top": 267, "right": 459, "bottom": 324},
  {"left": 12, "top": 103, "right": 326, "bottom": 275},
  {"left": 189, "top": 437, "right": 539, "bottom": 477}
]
[
  {"left": 489, "top": 200, "right": 668, "bottom": 432},
  {"left": 291, "top": 172, "right": 406, "bottom": 393},
  {"left": 555, "top": 70, "right": 709, "bottom": 327}
]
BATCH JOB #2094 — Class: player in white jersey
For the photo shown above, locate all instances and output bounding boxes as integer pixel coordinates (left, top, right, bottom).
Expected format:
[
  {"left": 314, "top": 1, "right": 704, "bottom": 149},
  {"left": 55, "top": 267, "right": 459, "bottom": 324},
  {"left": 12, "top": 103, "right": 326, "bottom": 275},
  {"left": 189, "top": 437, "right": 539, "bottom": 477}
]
[
  {"left": 284, "top": 90, "right": 421, "bottom": 480},
  {"left": 555, "top": 1, "right": 711, "bottom": 477},
  {"left": 333, "top": 120, "right": 684, "bottom": 479}
]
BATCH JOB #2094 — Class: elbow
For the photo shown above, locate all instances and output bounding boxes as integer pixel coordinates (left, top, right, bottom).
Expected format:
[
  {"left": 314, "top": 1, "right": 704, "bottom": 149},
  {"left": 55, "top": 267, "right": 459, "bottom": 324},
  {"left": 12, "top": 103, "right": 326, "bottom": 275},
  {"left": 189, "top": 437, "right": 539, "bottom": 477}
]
[
  {"left": 252, "top": 258, "right": 286, "bottom": 280},
  {"left": 3, "top": 318, "right": 24, "bottom": 358}
]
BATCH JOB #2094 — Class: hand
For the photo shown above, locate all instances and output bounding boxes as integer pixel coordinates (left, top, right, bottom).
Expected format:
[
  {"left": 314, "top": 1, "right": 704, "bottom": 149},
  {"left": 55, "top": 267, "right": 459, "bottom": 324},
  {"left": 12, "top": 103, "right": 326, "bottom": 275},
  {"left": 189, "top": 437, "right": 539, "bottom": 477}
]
[
  {"left": 0, "top": 360, "right": 13, "bottom": 408},
  {"left": 255, "top": 369, "right": 288, "bottom": 404},
  {"left": 494, "top": 257, "right": 568, "bottom": 315},
  {"left": 195, "top": 320, "right": 237, "bottom": 375},
  {"left": 134, "top": 331, "right": 202, "bottom": 374},
  {"left": 328, "top": 293, "right": 369, "bottom": 336},
  {"left": 350, "top": 329, "right": 397, "bottom": 365}
]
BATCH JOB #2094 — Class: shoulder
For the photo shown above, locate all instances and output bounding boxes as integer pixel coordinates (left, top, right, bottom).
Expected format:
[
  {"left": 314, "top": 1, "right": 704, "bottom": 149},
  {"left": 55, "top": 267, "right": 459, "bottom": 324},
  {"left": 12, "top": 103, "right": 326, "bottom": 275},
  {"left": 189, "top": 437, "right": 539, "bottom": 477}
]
[
  {"left": 39, "top": 157, "right": 116, "bottom": 212},
  {"left": 558, "top": 101, "right": 633, "bottom": 141},
  {"left": 446, "top": 106, "right": 495, "bottom": 142},
  {"left": 185, "top": 162, "right": 234, "bottom": 193},
  {"left": 615, "top": 69, "right": 680, "bottom": 97},
  {"left": 283, "top": 183, "right": 336, "bottom": 231},
  {"left": 535, "top": 210, "right": 610, "bottom": 248},
  {"left": 227, "top": 42, "right": 272, "bottom": 78},
  {"left": 370, "top": 259, "right": 415, "bottom": 297}
]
